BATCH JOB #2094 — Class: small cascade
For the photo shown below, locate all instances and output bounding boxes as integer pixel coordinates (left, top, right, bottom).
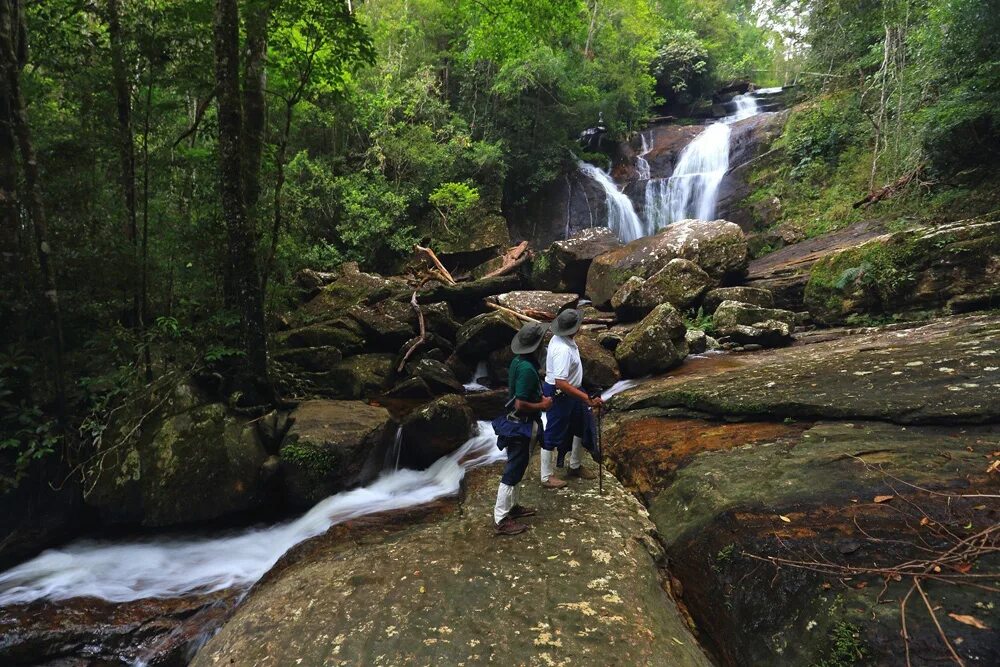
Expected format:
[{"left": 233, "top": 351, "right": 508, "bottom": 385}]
[
  {"left": 576, "top": 161, "right": 645, "bottom": 243},
  {"left": 384, "top": 426, "right": 404, "bottom": 472},
  {"left": 634, "top": 131, "right": 651, "bottom": 181},
  {"left": 463, "top": 360, "right": 490, "bottom": 393},
  {"left": 0, "top": 423, "right": 504, "bottom": 606}
]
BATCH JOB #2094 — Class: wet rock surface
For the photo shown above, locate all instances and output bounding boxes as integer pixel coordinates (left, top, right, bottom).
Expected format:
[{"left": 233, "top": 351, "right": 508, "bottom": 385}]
[
  {"left": 613, "top": 313, "right": 1000, "bottom": 423},
  {"left": 604, "top": 313, "right": 1000, "bottom": 666},
  {"left": 615, "top": 303, "right": 689, "bottom": 378},
  {"left": 493, "top": 290, "right": 579, "bottom": 315},
  {"left": 191, "top": 461, "right": 713, "bottom": 667},
  {"left": 0, "top": 590, "right": 240, "bottom": 666},
  {"left": 399, "top": 395, "right": 475, "bottom": 469}
]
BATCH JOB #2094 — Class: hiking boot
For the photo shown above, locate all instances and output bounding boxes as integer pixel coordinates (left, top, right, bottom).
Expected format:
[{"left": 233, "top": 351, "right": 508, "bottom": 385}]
[
  {"left": 541, "top": 476, "right": 567, "bottom": 489},
  {"left": 494, "top": 516, "right": 528, "bottom": 536},
  {"left": 567, "top": 466, "right": 597, "bottom": 480},
  {"left": 510, "top": 504, "right": 537, "bottom": 519}
]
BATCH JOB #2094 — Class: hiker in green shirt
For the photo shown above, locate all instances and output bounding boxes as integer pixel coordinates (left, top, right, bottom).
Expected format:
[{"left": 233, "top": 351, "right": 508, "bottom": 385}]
[{"left": 491, "top": 322, "right": 552, "bottom": 536}]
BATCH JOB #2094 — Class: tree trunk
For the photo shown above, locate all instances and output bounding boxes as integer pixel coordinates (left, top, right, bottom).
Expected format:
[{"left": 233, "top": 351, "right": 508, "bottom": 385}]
[
  {"left": 242, "top": 1, "right": 270, "bottom": 215},
  {"left": 140, "top": 79, "right": 152, "bottom": 380},
  {"left": 213, "top": 0, "right": 269, "bottom": 389},
  {"left": 0, "top": 0, "right": 66, "bottom": 419},
  {"left": 107, "top": 0, "right": 139, "bottom": 325}
]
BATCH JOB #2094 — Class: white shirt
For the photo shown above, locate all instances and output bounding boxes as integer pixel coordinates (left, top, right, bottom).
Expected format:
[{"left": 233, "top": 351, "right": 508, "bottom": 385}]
[{"left": 545, "top": 335, "right": 583, "bottom": 388}]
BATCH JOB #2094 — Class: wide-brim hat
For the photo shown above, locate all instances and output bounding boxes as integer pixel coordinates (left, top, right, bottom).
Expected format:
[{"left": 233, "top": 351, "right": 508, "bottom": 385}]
[
  {"left": 511, "top": 322, "right": 547, "bottom": 354},
  {"left": 549, "top": 308, "right": 582, "bottom": 337}
]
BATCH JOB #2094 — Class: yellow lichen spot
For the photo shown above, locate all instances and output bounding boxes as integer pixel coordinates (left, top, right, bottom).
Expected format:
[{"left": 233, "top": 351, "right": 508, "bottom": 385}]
[{"left": 591, "top": 549, "right": 612, "bottom": 564}]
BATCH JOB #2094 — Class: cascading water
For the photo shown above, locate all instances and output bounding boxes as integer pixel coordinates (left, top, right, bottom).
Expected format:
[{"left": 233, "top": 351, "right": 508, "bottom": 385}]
[
  {"left": 463, "top": 359, "right": 490, "bottom": 392},
  {"left": 644, "top": 93, "right": 760, "bottom": 227},
  {"left": 578, "top": 90, "right": 772, "bottom": 242},
  {"left": 0, "top": 422, "right": 503, "bottom": 606},
  {"left": 576, "top": 160, "right": 644, "bottom": 243},
  {"left": 634, "top": 131, "right": 651, "bottom": 181}
]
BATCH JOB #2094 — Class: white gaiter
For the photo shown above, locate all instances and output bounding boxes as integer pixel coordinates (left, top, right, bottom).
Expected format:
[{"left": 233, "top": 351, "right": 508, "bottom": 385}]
[{"left": 494, "top": 483, "right": 515, "bottom": 524}]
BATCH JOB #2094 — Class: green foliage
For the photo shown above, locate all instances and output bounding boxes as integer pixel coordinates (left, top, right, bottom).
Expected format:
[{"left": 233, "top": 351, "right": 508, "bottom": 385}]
[
  {"left": 0, "top": 349, "right": 60, "bottom": 492},
  {"left": 779, "top": 95, "right": 865, "bottom": 180},
  {"left": 650, "top": 30, "right": 710, "bottom": 101},
  {"left": 812, "top": 621, "right": 868, "bottom": 667},
  {"left": 685, "top": 307, "right": 715, "bottom": 335}
]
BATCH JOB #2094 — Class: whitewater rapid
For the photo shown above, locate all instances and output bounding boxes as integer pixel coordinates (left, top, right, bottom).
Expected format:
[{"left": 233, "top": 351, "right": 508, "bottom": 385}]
[{"left": 0, "top": 380, "right": 640, "bottom": 607}]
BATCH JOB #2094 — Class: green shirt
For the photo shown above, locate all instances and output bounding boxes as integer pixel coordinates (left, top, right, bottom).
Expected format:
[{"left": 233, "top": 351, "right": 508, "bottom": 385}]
[{"left": 508, "top": 355, "right": 542, "bottom": 403}]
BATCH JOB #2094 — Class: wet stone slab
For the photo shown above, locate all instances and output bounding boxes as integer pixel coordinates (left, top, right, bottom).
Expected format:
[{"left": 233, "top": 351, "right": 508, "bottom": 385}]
[{"left": 191, "top": 459, "right": 712, "bottom": 667}]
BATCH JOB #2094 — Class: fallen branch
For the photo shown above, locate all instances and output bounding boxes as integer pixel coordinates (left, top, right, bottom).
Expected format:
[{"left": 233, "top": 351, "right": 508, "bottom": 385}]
[
  {"left": 853, "top": 167, "right": 922, "bottom": 209},
  {"left": 482, "top": 241, "right": 530, "bottom": 279},
  {"left": 397, "top": 291, "right": 427, "bottom": 372},
  {"left": 485, "top": 301, "right": 541, "bottom": 323},
  {"left": 414, "top": 245, "right": 455, "bottom": 285}
]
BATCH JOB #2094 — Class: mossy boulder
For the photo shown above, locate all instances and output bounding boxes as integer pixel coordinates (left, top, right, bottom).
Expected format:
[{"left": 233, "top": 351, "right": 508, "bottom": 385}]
[
  {"left": 324, "top": 353, "right": 396, "bottom": 399},
  {"left": 84, "top": 387, "right": 270, "bottom": 527},
  {"left": 804, "top": 219, "right": 1000, "bottom": 325},
  {"left": 586, "top": 219, "right": 748, "bottom": 307},
  {"left": 614, "top": 303, "right": 688, "bottom": 378},
  {"left": 399, "top": 395, "right": 475, "bottom": 469},
  {"left": 275, "top": 318, "right": 365, "bottom": 355},
  {"left": 347, "top": 304, "right": 415, "bottom": 352},
  {"left": 408, "top": 358, "right": 465, "bottom": 395},
  {"left": 713, "top": 300, "right": 796, "bottom": 347},
  {"left": 273, "top": 346, "right": 343, "bottom": 372},
  {"left": 702, "top": 286, "right": 774, "bottom": 314},
  {"left": 435, "top": 213, "right": 511, "bottom": 259},
  {"left": 453, "top": 311, "right": 520, "bottom": 361},
  {"left": 612, "top": 259, "right": 714, "bottom": 321},
  {"left": 290, "top": 263, "right": 403, "bottom": 326},
  {"left": 532, "top": 227, "right": 624, "bottom": 293},
  {"left": 280, "top": 400, "right": 396, "bottom": 509},
  {"left": 577, "top": 333, "right": 621, "bottom": 390}
]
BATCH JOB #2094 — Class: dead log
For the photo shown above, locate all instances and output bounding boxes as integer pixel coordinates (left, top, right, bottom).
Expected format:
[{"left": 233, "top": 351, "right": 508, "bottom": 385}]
[
  {"left": 482, "top": 241, "right": 531, "bottom": 280},
  {"left": 853, "top": 167, "right": 922, "bottom": 209},
  {"left": 397, "top": 291, "right": 427, "bottom": 372},
  {"left": 414, "top": 244, "right": 456, "bottom": 284},
  {"left": 484, "top": 301, "right": 541, "bottom": 323}
]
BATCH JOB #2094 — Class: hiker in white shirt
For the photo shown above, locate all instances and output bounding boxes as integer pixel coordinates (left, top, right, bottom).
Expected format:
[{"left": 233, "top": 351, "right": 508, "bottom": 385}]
[{"left": 539, "top": 309, "right": 603, "bottom": 489}]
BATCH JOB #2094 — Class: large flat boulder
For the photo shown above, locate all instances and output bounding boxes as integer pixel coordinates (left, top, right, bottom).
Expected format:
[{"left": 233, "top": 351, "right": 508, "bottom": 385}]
[
  {"left": 745, "top": 219, "right": 888, "bottom": 310},
  {"left": 83, "top": 386, "right": 270, "bottom": 527},
  {"left": 804, "top": 218, "right": 1000, "bottom": 324},
  {"left": 712, "top": 300, "right": 796, "bottom": 348},
  {"left": 275, "top": 317, "right": 365, "bottom": 355},
  {"left": 611, "top": 313, "right": 1000, "bottom": 424},
  {"left": 280, "top": 400, "right": 396, "bottom": 509},
  {"left": 586, "top": 219, "right": 748, "bottom": 307},
  {"left": 290, "top": 263, "right": 404, "bottom": 326},
  {"left": 602, "top": 312, "right": 1000, "bottom": 666},
  {"left": 493, "top": 290, "right": 578, "bottom": 315},
  {"left": 191, "top": 458, "right": 713, "bottom": 667},
  {"left": 531, "top": 227, "right": 624, "bottom": 293}
]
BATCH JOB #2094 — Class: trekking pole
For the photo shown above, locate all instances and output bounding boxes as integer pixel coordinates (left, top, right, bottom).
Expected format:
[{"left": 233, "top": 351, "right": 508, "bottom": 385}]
[{"left": 597, "top": 405, "right": 604, "bottom": 496}]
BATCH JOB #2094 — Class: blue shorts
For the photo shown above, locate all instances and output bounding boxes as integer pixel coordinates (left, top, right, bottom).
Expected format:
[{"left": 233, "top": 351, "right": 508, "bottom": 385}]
[{"left": 542, "top": 382, "right": 596, "bottom": 464}]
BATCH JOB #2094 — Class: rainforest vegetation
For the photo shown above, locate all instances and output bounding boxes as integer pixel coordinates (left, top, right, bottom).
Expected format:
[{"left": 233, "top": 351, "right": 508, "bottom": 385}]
[{"left": 1, "top": 0, "right": 997, "bottom": 494}]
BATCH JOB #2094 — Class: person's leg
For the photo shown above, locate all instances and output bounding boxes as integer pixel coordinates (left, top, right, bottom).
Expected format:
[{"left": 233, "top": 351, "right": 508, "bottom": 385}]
[
  {"left": 569, "top": 435, "right": 583, "bottom": 468},
  {"left": 495, "top": 441, "right": 529, "bottom": 534},
  {"left": 506, "top": 439, "right": 536, "bottom": 517},
  {"left": 541, "top": 396, "right": 568, "bottom": 488}
]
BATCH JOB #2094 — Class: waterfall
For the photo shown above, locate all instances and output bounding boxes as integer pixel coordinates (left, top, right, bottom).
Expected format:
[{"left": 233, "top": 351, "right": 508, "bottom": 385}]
[
  {"left": 576, "top": 161, "right": 645, "bottom": 243},
  {"left": 383, "top": 426, "right": 404, "bottom": 472},
  {"left": 643, "top": 93, "right": 760, "bottom": 228},
  {"left": 0, "top": 422, "right": 503, "bottom": 606},
  {"left": 579, "top": 90, "right": 772, "bottom": 242}
]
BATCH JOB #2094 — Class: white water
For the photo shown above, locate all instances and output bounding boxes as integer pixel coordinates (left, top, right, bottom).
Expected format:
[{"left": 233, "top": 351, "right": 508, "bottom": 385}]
[
  {"left": 0, "top": 422, "right": 503, "bottom": 606},
  {"left": 634, "top": 131, "right": 651, "bottom": 181},
  {"left": 644, "top": 93, "right": 760, "bottom": 228},
  {"left": 576, "top": 160, "right": 644, "bottom": 243},
  {"left": 579, "top": 91, "right": 771, "bottom": 242},
  {"left": 463, "top": 359, "right": 490, "bottom": 392}
]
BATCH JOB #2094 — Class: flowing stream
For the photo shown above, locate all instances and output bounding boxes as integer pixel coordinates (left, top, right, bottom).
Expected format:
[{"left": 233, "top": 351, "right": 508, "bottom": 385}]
[
  {"left": 579, "top": 91, "right": 775, "bottom": 242},
  {"left": 0, "top": 379, "right": 641, "bottom": 608},
  {"left": 0, "top": 422, "right": 504, "bottom": 606}
]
